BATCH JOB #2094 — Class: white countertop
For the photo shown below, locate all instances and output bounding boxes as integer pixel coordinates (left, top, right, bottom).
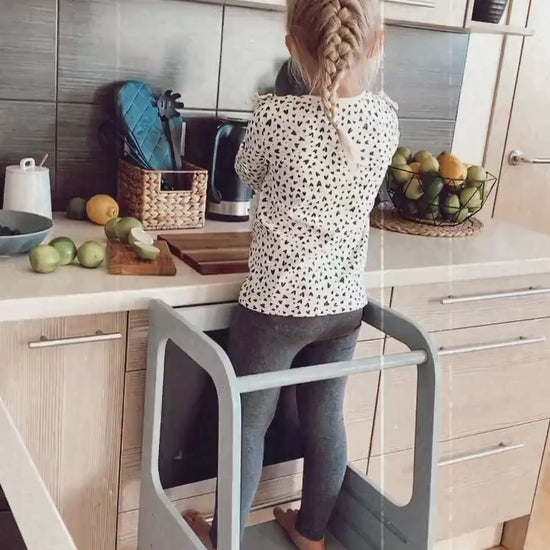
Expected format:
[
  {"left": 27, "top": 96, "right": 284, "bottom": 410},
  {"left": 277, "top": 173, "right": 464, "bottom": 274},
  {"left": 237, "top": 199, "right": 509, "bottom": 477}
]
[{"left": 1, "top": 214, "right": 550, "bottom": 322}]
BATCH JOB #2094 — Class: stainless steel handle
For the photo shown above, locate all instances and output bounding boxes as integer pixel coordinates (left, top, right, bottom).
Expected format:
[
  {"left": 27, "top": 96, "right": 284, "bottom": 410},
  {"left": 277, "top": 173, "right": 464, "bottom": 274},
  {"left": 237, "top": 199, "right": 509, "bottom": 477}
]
[
  {"left": 28, "top": 331, "right": 122, "bottom": 349},
  {"left": 385, "top": 0, "right": 436, "bottom": 7},
  {"left": 509, "top": 149, "right": 550, "bottom": 166},
  {"left": 440, "top": 287, "right": 550, "bottom": 304},
  {"left": 439, "top": 443, "right": 524, "bottom": 467},
  {"left": 439, "top": 336, "right": 545, "bottom": 356}
]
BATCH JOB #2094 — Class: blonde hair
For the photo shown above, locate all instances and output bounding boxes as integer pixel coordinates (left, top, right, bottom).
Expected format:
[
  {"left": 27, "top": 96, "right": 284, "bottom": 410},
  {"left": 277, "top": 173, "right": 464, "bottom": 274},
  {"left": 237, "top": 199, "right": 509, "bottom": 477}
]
[{"left": 287, "top": 0, "right": 382, "bottom": 165}]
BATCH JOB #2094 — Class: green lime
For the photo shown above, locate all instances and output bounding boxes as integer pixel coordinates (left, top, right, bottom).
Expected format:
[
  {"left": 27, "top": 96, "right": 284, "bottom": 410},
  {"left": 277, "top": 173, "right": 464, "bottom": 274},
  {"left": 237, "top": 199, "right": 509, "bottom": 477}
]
[
  {"left": 29, "top": 245, "right": 61, "bottom": 274},
  {"left": 128, "top": 227, "right": 154, "bottom": 248},
  {"left": 421, "top": 156, "right": 439, "bottom": 174},
  {"left": 418, "top": 195, "right": 440, "bottom": 217},
  {"left": 396, "top": 147, "right": 411, "bottom": 162},
  {"left": 404, "top": 200, "right": 419, "bottom": 217},
  {"left": 104, "top": 217, "right": 121, "bottom": 240},
  {"left": 134, "top": 243, "right": 160, "bottom": 261},
  {"left": 423, "top": 177, "right": 444, "bottom": 200},
  {"left": 392, "top": 153, "right": 407, "bottom": 166},
  {"left": 466, "top": 165, "right": 487, "bottom": 185},
  {"left": 49, "top": 237, "right": 77, "bottom": 266},
  {"left": 442, "top": 194, "right": 461, "bottom": 219},
  {"left": 404, "top": 176, "right": 424, "bottom": 200},
  {"left": 66, "top": 197, "right": 87, "bottom": 220},
  {"left": 414, "top": 150, "right": 433, "bottom": 163},
  {"left": 392, "top": 165, "right": 413, "bottom": 185},
  {"left": 77, "top": 241, "right": 105, "bottom": 268},
  {"left": 460, "top": 187, "right": 482, "bottom": 210},
  {"left": 115, "top": 217, "right": 143, "bottom": 243},
  {"left": 456, "top": 207, "right": 470, "bottom": 223}
]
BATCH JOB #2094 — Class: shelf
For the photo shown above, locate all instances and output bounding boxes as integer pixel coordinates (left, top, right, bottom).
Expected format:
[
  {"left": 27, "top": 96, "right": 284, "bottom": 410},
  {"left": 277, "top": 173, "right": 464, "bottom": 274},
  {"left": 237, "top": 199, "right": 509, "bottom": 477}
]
[{"left": 467, "top": 20, "right": 534, "bottom": 36}]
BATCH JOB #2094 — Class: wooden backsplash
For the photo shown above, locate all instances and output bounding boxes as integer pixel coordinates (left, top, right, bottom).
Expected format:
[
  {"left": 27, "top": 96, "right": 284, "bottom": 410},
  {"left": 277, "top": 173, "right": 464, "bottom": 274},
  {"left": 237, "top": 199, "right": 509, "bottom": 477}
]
[{"left": 0, "top": 0, "right": 469, "bottom": 209}]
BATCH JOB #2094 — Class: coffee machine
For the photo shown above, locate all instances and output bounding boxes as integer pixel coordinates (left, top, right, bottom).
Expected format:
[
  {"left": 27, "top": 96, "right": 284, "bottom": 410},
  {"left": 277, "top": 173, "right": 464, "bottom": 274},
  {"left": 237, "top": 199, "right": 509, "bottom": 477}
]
[{"left": 206, "top": 119, "right": 253, "bottom": 222}]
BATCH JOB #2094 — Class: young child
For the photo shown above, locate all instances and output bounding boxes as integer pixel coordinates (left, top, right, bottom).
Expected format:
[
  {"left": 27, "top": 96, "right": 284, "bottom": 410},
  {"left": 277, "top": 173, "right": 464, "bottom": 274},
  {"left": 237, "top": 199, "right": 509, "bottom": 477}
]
[{"left": 184, "top": 0, "right": 399, "bottom": 548}]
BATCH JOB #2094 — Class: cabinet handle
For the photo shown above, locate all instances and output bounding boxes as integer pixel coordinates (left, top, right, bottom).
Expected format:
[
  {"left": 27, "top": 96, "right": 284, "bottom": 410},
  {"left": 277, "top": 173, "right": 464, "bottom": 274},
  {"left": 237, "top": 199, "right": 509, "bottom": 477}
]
[
  {"left": 440, "top": 287, "right": 550, "bottom": 305},
  {"left": 439, "top": 443, "right": 524, "bottom": 467},
  {"left": 28, "top": 331, "right": 122, "bottom": 349},
  {"left": 385, "top": 0, "right": 436, "bottom": 7},
  {"left": 439, "top": 336, "right": 545, "bottom": 356}
]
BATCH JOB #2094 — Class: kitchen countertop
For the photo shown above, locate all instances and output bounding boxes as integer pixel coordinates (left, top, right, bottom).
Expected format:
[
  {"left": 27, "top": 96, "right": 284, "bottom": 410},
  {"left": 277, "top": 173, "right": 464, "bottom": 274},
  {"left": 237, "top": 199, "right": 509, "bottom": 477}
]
[{"left": 1, "top": 214, "right": 550, "bottom": 323}]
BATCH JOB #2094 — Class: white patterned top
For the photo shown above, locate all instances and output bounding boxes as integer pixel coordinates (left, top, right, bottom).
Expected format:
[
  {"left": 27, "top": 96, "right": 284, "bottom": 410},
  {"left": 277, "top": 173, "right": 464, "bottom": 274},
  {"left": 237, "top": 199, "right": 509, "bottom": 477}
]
[{"left": 235, "top": 92, "right": 399, "bottom": 317}]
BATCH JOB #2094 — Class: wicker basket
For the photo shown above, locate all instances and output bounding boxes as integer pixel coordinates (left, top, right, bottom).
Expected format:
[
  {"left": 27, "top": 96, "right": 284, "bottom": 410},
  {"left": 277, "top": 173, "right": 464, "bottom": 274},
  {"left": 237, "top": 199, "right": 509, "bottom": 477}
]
[{"left": 118, "top": 159, "right": 207, "bottom": 230}]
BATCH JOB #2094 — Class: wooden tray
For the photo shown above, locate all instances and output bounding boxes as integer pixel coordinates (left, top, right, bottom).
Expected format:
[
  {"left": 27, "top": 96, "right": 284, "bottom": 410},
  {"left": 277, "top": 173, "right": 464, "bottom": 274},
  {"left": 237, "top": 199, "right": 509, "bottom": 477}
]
[
  {"left": 107, "top": 240, "right": 177, "bottom": 276},
  {"left": 158, "top": 231, "right": 252, "bottom": 275}
]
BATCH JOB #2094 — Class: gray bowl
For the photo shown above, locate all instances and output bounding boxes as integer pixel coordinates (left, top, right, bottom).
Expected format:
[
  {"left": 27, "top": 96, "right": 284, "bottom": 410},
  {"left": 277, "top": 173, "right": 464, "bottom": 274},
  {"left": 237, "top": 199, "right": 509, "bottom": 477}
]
[{"left": 0, "top": 210, "right": 53, "bottom": 255}]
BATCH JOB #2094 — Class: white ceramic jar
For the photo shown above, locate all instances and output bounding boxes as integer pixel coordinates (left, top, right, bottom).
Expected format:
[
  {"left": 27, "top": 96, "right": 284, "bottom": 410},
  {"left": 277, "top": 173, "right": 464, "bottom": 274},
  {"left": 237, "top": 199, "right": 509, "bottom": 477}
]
[{"left": 3, "top": 158, "right": 52, "bottom": 219}]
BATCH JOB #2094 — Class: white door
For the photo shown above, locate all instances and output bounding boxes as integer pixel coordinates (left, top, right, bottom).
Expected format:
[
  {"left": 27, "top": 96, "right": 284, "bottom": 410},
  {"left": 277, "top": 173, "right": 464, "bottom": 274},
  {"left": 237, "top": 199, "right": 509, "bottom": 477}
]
[{"left": 493, "top": 0, "right": 550, "bottom": 234}]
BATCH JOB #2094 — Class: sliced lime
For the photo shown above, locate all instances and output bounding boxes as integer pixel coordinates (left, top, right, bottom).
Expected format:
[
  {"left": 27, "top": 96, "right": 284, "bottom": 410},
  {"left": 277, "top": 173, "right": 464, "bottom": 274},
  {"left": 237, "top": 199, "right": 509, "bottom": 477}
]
[
  {"left": 134, "top": 243, "right": 160, "bottom": 261},
  {"left": 128, "top": 227, "right": 154, "bottom": 247}
]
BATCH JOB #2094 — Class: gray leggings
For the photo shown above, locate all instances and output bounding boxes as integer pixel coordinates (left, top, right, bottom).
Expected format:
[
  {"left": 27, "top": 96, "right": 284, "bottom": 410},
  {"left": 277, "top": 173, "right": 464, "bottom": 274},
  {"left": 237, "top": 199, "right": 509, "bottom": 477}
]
[{"left": 212, "top": 305, "right": 362, "bottom": 545}]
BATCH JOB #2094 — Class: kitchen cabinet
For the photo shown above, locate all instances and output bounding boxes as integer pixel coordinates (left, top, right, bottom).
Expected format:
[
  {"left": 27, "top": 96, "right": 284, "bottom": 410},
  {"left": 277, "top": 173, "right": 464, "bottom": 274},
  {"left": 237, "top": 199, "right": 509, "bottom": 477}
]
[
  {"left": 383, "top": 0, "right": 468, "bottom": 28},
  {"left": 0, "top": 313, "right": 126, "bottom": 550},
  {"left": 368, "top": 421, "right": 549, "bottom": 540}
]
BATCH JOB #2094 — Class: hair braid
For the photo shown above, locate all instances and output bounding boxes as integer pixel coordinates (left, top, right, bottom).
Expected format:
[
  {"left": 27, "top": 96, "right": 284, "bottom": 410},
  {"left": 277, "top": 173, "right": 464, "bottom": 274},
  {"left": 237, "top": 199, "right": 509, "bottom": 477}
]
[
  {"left": 318, "top": 0, "right": 364, "bottom": 128},
  {"left": 287, "top": 0, "right": 382, "bottom": 165}
]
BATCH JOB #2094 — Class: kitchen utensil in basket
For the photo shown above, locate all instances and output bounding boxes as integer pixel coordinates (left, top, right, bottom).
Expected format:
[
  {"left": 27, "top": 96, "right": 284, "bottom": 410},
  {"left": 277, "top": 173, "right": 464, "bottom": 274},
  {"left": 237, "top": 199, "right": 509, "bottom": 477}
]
[
  {"left": 118, "top": 159, "right": 207, "bottom": 230},
  {"left": 386, "top": 166, "right": 497, "bottom": 226}
]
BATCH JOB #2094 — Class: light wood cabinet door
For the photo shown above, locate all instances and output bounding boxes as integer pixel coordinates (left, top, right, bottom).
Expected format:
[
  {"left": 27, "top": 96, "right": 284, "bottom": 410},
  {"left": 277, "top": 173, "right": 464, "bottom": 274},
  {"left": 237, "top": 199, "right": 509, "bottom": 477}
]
[
  {"left": 0, "top": 313, "right": 127, "bottom": 550},
  {"left": 368, "top": 421, "right": 548, "bottom": 540},
  {"left": 383, "top": 0, "right": 468, "bottom": 27},
  {"left": 372, "top": 318, "right": 550, "bottom": 455}
]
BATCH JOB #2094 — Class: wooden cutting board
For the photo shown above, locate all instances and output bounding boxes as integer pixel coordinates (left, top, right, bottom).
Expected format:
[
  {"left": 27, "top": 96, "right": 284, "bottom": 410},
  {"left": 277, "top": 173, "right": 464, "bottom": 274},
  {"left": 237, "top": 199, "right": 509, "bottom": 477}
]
[
  {"left": 107, "top": 240, "right": 177, "bottom": 276},
  {"left": 158, "top": 231, "right": 251, "bottom": 275}
]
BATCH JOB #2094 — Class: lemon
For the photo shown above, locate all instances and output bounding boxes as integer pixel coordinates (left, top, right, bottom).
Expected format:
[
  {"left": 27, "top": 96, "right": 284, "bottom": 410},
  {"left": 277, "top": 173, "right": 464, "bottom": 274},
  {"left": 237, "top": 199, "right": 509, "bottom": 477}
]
[
  {"left": 105, "top": 217, "right": 121, "bottom": 240},
  {"left": 77, "top": 241, "right": 105, "bottom": 268},
  {"left": 29, "top": 245, "right": 61, "bottom": 274},
  {"left": 86, "top": 194, "right": 119, "bottom": 225},
  {"left": 439, "top": 153, "right": 466, "bottom": 189},
  {"left": 49, "top": 237, "right": 77, "bottom": 266},
  {"left": 134, "top": 243, "right": 160, "bottom": 261},
  {"left": 115, "top": 217, "right": 143, "bottom": 243},
  {"left": 404, "top": 176, "right": 424, "bottom": 200},
  {"left": 128, "top": 227, "right": 154, "bottom": 248},
  {"left": 437, "top": 151, "right": 451, "bottom": 161},
  {"left": 409, "top": 162, "right": 422, "bottom": 175},
  {"left": 66, "top": 197, "right": 87, "bottom": 220},
  {"left": 414, "top": 150, "right": 433, "bottom": 163}
]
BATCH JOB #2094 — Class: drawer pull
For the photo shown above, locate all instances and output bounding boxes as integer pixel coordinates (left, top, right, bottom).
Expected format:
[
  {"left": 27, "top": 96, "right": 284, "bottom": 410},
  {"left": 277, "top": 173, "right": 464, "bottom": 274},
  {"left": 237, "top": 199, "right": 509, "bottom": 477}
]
[
  {"left": 385, "top": 0, "right": 436, "bottom": 7},
  {"left": 28, "top": 331, "right": 122, "bottom": 349},
  {"left": 440, "top": 287, "right": 550, "bottom": 304},
  {"left": 438, "top": 336, "right": 545, "bottom": 356},
  {"left": 439, "top": 442, "right": 524, "bottom": 467}
]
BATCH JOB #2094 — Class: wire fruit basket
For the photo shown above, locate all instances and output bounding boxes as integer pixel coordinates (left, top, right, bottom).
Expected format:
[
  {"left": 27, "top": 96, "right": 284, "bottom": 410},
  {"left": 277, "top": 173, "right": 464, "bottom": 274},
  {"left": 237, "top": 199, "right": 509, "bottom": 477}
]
[{"left": 385, "top": 161, "right": 497, "bottom": 227}]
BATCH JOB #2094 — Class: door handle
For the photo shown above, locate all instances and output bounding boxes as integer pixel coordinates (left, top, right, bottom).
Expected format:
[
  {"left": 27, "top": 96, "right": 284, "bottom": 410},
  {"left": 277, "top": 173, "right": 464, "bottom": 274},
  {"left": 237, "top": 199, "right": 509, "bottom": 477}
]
[{"left": 509, "top": 149, "right": 550, "bottom": 166}]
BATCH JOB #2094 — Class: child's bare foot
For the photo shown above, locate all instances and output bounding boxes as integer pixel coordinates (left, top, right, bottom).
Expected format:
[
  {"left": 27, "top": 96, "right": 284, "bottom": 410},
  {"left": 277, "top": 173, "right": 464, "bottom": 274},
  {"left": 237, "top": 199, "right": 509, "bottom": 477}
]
[
  {"left": 274, "top": 507, "right": 326, "bottom": 550},
  {"left": 183, "top": 510, "right": 215, "bottom": 550}
]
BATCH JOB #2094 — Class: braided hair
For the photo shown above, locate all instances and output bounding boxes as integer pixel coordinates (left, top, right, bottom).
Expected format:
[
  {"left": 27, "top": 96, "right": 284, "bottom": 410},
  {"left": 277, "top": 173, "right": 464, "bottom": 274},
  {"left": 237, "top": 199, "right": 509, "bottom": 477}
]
[{"left": 287, "top": 0, "right": 382, "bottom": 165}]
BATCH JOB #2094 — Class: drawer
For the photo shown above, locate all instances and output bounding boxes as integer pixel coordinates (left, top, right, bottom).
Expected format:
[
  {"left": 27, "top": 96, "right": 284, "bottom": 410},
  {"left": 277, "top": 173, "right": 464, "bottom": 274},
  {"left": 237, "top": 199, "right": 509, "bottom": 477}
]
[
  {"left": 391, "top": 273, "right": 550, "bottom": 332},
  {"left": 126, "top": 290, "right": 390, "bottom": 371},
  {"left": 372, "top": 318, "right": 550, "bottom": 455},
  {"left": 367, "top": 421, "right": 548, "bottom": 541},
  {"left": 119, "top": 341, "right": 381, "bottom": 513}
]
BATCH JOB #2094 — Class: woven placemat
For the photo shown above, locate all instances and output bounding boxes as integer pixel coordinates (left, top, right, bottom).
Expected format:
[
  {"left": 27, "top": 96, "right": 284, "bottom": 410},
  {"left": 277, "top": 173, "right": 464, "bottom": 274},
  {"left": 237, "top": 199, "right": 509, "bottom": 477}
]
[{"left": 371, "top": 207, "right": 483, "bottom": 237}]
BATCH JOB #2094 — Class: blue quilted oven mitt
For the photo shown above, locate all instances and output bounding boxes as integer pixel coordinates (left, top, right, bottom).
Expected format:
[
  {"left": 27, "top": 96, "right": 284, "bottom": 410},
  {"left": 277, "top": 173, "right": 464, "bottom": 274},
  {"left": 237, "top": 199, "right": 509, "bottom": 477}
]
[{"left": 116, "top": 81, "right": 174, "bottom": 171}]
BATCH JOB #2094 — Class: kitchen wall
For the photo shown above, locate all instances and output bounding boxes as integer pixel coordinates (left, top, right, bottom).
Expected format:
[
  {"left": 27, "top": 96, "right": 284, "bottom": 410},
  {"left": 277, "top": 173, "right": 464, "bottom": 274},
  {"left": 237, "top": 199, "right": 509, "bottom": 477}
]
[{"left": 0, "top": 0, "right": 468, "bottom": 209}]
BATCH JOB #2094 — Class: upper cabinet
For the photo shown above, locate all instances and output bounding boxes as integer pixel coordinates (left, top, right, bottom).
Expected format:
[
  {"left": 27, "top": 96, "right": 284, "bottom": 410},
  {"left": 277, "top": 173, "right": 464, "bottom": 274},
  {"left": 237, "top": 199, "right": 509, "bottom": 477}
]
[{"left": 383, "top": 0, "right": 468, "bottom": 28}]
